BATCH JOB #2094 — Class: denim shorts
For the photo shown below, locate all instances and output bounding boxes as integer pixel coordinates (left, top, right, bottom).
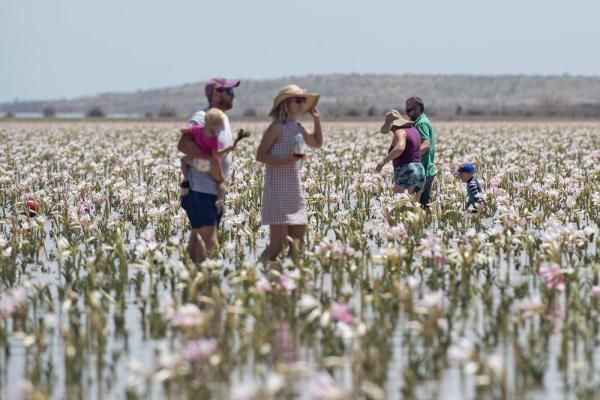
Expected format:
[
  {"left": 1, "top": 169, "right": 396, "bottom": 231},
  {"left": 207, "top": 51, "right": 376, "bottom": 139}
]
[
  {"left": 394, "top": 162, "right": 426, "bottom": 192},
  {"left": 181, "top": 190, "right": 223, "bottom": 229}
]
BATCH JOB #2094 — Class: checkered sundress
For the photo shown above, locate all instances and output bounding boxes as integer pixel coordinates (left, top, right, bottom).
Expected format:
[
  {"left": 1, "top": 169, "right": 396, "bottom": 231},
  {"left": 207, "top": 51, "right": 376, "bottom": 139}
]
[{"left": 261, "top": 121, "right": 308, "bottom": 225}]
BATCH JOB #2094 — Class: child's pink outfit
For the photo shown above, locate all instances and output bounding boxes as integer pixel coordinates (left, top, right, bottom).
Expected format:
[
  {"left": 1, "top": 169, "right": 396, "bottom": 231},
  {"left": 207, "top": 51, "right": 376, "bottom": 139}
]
[{"left": 187, "top": 124, "right": 219, "bottom": 157}]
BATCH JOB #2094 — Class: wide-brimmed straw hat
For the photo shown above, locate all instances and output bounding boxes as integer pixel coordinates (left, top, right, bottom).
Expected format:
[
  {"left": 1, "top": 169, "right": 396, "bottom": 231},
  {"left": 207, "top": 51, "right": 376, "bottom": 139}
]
[
  {"left": 380, "top": 109, "right": 412, "bottom": 133},
  {"left": 269, "top": 84, "right": 320, "bottom": 116}
]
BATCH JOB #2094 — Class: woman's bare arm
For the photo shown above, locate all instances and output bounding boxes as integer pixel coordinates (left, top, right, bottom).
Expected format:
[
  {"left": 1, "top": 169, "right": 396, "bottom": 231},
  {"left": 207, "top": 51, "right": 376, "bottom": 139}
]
[
  {"left": 299, "top": 107, "right": 323, "bottom": 148},
  {"left": 376, "top": 130, "right": 406, "bottom": 171}
]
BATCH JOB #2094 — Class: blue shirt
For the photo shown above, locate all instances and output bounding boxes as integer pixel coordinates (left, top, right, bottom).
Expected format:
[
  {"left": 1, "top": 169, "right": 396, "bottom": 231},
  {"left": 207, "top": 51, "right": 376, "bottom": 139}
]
[{"left": 186, "top": 109, "right": 233, "bottom": 195}]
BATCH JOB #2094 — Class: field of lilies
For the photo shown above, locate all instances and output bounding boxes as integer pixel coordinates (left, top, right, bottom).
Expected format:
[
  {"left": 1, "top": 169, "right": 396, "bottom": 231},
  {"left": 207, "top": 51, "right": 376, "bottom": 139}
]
[{"left": 0, "top": 120, "right": 599, "bottom": 400}]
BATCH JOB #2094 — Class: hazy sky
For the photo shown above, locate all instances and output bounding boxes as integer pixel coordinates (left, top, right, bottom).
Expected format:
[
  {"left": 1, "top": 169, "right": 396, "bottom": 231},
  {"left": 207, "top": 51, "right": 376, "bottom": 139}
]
[{"left": 2, "top": 0, "right": 599, "bottom": 102}]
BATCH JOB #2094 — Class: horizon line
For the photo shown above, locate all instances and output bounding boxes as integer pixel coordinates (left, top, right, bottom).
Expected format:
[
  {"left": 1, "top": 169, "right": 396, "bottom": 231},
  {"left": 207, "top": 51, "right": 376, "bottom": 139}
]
[{"left": 5, "top": 71, "right": 600, "bottom": 105}]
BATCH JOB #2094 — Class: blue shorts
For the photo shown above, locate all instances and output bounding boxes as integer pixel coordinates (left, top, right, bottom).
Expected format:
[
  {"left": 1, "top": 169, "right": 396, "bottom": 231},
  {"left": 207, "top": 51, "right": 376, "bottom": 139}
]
[
  {"left": 181, "top": 190, "right": 223, "bottom": 229},
  {"left": 394, "top": 162, "right": 426, "bottom": 192}
]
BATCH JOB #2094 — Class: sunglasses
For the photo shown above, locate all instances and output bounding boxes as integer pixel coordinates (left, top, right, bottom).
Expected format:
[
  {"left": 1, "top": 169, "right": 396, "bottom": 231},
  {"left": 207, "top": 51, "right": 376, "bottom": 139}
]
[
  {"left": 405, "top": 107, "right": 416, "bottom": 113},
  {"left": 217, "top": 87, "right": 235, "bottom": 97},
  {"left": 293, "top": 97, "right": 307, "bottom": 104}
]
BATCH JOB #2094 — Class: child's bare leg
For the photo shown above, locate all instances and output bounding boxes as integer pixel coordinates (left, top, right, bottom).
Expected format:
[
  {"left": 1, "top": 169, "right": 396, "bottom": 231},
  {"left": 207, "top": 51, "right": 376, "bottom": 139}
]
[
  {"left": 215, "top": 182, "right": 227, "bottom": 214},
  {"left": 180, "top": 157, "right": 191, "bottom": 178},
  {"left": 205, "top": 161, "right": 226, "bottom": 213},
  {"left": 182, "top": 155, "right": 195, "bottom": 170},
  {"left": 180, "top": 157, "right": 192, "bottom": 196},
  {"left": 207, "top": 161, "right": 225, "bottom": 183}
]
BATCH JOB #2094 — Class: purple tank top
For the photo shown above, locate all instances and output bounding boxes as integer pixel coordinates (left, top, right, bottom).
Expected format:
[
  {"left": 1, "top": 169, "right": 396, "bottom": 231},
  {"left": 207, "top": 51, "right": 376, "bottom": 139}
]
[{"left": 390, "top": 127, "right": 421, "bottom": 168}]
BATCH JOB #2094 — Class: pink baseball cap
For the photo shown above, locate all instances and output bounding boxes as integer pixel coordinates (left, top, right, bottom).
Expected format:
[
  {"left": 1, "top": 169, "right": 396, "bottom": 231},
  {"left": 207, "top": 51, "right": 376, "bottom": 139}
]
[{"left": 205, "top": 77, "right": 241, "bottom": 97}]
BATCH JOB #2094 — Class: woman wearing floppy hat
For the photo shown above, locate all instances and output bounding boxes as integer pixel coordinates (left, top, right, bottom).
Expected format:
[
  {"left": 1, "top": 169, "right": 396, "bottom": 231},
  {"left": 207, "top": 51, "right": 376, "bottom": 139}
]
[
  {"left": 375, "top": 110, "right": 425, "bottom": 202},
  {"left": 256, "top": 84, "right": 322, "bottom": 261}
]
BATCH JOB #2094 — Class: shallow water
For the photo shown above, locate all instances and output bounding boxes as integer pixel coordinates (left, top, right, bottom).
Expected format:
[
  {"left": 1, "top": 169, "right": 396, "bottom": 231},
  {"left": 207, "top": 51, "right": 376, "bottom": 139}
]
[{"left": 0, "top": 121, "right": 599, "bottom": 399}]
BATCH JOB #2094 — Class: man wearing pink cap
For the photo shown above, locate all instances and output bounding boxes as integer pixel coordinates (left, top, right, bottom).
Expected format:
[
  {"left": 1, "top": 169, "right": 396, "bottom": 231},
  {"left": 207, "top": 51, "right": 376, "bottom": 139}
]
[{"left": 178, "top": 77, "right": 240, "bottom": 263}]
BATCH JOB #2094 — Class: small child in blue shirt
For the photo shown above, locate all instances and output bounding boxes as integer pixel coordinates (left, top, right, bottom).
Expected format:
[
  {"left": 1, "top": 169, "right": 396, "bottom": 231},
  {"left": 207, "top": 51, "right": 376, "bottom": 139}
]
[{"left": 455, "top": 163, "right": 485, "bottom": 212}]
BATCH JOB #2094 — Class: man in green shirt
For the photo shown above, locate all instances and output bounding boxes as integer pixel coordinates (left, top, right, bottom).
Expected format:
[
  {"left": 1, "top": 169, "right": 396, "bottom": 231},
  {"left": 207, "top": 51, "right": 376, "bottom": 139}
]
[{"left": 405, "top": 97, "right": 436, "bottom": 210}]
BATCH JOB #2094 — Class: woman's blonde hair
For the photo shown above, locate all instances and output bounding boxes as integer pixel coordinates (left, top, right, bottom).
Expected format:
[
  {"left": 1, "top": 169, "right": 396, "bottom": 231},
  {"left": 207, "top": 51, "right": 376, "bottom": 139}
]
[
  {"left": 271, "top": 100, "right": 290, "bottom": 123},
  {"left": 205, "top": 108, "right": 225, "bottom": 127}
]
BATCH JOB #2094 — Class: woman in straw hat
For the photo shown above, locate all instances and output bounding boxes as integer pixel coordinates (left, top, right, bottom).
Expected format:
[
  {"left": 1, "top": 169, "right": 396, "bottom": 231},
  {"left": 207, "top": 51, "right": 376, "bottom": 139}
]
[
  {"left": 375, "top": 110, "right": 425, "bottom": 202},
  {"left": 256, "top": 84, "right": 322, "bottom": 261}
]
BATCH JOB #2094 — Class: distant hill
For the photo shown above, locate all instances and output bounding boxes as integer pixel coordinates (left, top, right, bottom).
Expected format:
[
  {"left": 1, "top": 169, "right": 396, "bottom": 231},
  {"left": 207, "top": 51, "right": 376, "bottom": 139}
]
[{"left": 3, "top": 73, "right": 600, "bottom": 118}]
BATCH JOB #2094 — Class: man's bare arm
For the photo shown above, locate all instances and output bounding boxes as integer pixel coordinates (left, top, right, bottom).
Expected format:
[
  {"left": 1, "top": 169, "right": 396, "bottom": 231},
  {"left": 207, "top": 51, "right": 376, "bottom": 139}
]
[
  {"left": 420, "top": 140, "right": 430, "bottom": 155},
  {"left": 177, "top": 133, "right": 211, "bottom": 159}
]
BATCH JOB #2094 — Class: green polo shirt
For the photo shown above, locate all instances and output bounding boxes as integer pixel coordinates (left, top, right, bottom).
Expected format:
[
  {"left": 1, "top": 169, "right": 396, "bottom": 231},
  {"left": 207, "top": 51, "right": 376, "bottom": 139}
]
[{"left": 414, "top": 113, "right": 436, "bottom": 177}]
